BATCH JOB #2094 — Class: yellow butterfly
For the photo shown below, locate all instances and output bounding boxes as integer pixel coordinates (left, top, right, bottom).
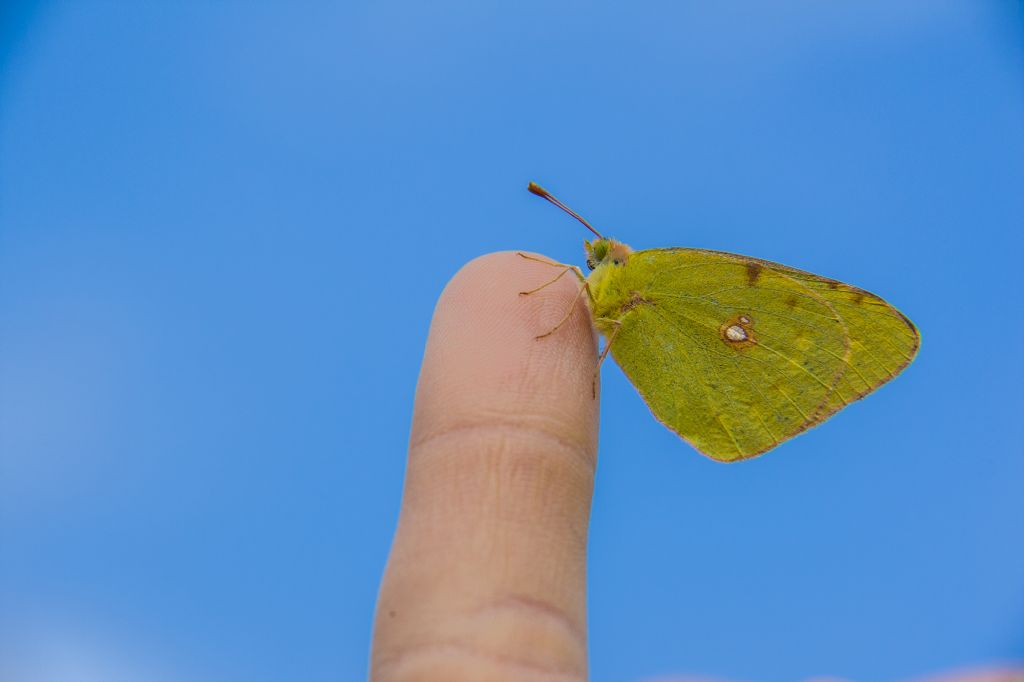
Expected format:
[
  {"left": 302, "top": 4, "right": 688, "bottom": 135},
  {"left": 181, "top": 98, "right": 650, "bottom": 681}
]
[{"left": 523, "top": 183, "right": 920, "bottom": 462}]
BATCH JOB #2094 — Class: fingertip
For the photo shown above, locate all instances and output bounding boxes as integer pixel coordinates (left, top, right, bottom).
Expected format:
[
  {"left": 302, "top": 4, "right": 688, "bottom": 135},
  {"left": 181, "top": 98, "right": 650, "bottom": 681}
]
[{"left": 413, "top": 250, "right": 599, "bottom": 458}]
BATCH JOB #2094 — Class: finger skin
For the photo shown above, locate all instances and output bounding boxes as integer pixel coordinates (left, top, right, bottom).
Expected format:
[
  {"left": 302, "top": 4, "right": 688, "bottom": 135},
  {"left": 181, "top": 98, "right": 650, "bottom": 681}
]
[{"left": 371, "top": 252, "right": 599, "bottom": 682}]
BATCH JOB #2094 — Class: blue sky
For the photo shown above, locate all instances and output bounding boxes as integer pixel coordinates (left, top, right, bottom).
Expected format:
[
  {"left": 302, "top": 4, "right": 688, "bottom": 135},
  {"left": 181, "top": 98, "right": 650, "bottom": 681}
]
[{"left": 1, "top": 2, "right": 1022, "bottom": 680}]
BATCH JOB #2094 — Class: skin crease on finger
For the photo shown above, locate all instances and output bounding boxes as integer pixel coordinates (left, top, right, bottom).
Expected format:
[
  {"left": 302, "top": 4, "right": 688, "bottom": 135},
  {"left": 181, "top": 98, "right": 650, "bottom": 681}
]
[{"left": 371, "top": 251, "right": 600, "bottom": 682}]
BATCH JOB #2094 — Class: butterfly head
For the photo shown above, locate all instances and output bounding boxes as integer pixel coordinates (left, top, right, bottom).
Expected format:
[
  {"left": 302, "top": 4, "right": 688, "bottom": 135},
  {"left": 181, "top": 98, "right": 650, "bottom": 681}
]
[
  {"left": 584, "top": 238, "right": 632, "bottom": 271},
  {"left": 525, "top": 182, "right": 632, "bottom": 270}
]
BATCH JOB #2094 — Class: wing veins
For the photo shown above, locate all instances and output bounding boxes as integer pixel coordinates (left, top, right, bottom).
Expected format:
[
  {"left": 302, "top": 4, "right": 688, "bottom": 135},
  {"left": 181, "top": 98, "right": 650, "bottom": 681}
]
[
  {"left": 652, "top": 300, "right": 848, "bottom": 386},
  {"left": 747, "top": 326, "right": 863, "bottom": 394},
  {"left": 648, "top": 305, "right": 820, "bottom": 450},
  {"left": 871, "top": 334, "right": 916, "bottom": 365},
  {"left": 726, "top": 354, "right": 782, "bottom": 444},
  {"left": 753, "top": 339, "right": 836, "bottom": 391},
  {"left": 657, "top": 297, "right": 850, "bottom": 356},
  {"left": 646, "top": 258, "right": 740, "bottom": 289},
  {"left": 647, "top": 306, "right": 747, "bottom": 457},
  {"left": 650, "top": 288, "right": 839, "bottom": 320},
  {"left": 774, "top": 384, "right": 810, "bottom": 421},
  {"left": 655, "top": 287, "right": 909, "bottom": 388}
]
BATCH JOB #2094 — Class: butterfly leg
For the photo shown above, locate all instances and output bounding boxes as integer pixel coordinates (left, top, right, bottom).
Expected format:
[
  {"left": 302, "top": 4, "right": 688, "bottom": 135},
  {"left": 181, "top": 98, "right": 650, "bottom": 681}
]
[
  {"left": 534, "top": 280, "right": 592, "bottom": 340},
  {"left": 518, "top": 266, "right": 575, "bottom": 296},
  {"left": 595, "top": 319, "right": 622, "bottom": 371},
  {"left": 516, "top": 252, "right": 587, "bottom": 283},
  {"left": 591, "top": 319, "right": 622, "bottom": 398},
  {"left": 515, "top": 251, "right": 569, "bottom": 268}
]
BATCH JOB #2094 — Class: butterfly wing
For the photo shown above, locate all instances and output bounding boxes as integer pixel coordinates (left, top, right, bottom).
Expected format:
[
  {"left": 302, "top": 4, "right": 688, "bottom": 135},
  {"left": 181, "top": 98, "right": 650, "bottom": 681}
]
[{"left": 600, "top": 248, "right": 919, "bottom": 461}]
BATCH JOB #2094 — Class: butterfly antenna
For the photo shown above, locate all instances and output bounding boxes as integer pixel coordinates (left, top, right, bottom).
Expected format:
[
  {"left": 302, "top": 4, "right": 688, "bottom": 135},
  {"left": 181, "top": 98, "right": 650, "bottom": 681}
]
[{"left": 528, "top": 182, "right": 605, "bottom": 239}]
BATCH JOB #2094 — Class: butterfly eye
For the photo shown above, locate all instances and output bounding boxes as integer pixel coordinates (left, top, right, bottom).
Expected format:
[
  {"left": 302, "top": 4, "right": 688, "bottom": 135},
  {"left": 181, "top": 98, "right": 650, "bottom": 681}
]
[{"left": 586, "top": 259, "right": 596, "bottom": 271}]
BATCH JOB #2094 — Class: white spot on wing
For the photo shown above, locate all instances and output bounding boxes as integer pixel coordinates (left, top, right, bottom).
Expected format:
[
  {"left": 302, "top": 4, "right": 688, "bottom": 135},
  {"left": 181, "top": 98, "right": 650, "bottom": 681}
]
[{"left": 725, "top": 324, "right": 748, "bottom": 342}]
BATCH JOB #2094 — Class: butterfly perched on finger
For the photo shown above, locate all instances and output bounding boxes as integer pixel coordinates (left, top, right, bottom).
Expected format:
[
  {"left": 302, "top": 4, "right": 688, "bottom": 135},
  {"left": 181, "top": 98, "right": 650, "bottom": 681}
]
[{"left": 523, "top": 182, "right": 919, "bottom": 463}]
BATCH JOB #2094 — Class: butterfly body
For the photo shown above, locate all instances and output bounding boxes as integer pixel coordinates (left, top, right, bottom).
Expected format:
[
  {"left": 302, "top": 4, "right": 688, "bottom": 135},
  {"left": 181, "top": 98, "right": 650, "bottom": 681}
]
[{"left": 582, "top": 238, "right": 919, "bottom": 462}]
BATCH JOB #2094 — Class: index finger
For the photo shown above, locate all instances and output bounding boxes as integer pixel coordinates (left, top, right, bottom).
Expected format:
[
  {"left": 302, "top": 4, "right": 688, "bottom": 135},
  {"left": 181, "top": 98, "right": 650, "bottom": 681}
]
[{"left": 371, "top": 251, "right": 599, "bottom": 681}]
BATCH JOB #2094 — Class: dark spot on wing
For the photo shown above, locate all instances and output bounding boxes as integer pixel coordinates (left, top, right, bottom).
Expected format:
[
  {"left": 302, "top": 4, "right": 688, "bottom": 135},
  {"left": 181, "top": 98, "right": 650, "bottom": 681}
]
[
  {"left": 620, "top": 291, "right": 653, "bottom": 313},
  {"left": 746, "top": 262, "right": 763, "bottom": 286},
  {"left": 826, "top": 280, "right": 839, "bottom": 290},
  {"left": 785, "top": 296, "right": 798, "bottom": 308}
]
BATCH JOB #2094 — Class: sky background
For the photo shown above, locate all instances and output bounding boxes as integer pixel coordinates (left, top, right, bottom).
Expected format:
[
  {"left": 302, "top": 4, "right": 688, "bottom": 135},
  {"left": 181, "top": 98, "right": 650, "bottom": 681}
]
[{"left": 1, "top": 2, "right": 1022, "bottom": 681}]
